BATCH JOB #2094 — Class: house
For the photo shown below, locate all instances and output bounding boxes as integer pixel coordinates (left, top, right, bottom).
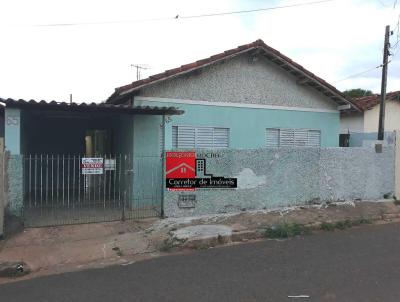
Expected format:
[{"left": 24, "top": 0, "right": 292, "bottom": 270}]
[
  {"left": 340, "top": 91, "right": 400, "bottom": 146},
  {"left": 2, "top": 39, "right": 362, "bottom": 227},
  {"left": 108, "top": 39, "right": 360, "bottom": 150}
]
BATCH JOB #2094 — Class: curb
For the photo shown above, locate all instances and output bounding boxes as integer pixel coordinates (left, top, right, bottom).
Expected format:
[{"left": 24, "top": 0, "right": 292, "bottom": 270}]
[{"left": 170, "top": 213, "right": 400, "bottom": 251}]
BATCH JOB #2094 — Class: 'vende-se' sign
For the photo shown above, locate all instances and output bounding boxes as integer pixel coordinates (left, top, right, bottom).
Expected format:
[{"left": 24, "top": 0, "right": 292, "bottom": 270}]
[{"left": 81, "top": 158, "right": 104, "bottom": 175}]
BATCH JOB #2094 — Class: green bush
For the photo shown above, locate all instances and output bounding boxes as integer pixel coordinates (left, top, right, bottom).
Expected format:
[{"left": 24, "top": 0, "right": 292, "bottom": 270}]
[
  {"left": 320, "top": 222, "right": 335, "bottom": 231},
  {"left": 320, "top": 218, "right": 372, "bottom": 232},
  {"left": 264, "top": 223, "right": 307, "bottom": 238}
]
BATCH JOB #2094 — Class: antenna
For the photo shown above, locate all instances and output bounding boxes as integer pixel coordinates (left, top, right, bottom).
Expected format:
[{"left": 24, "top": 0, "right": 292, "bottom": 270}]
[{"left": 130, "top": 64, "right": 150, "bottom": 80}]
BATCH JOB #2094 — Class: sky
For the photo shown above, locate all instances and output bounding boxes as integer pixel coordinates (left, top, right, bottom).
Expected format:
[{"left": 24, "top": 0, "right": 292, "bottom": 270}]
[{"left": 0, "top": 0, "right": 399, "bottom": 103}]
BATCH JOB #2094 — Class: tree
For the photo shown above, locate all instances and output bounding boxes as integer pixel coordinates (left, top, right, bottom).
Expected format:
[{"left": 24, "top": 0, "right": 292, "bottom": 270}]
[{"left": 342, "top": 88, "right": 373, "bottom": 98}]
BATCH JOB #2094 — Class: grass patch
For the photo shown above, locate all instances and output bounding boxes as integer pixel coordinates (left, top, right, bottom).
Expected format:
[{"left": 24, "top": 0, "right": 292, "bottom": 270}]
[
  {"left": 335, "top": 220, "right": 353, "bottom": 230},
  {"left": 264, "top": 223, "right": 308, "bottom": 239},
  {"left": 265, "top": 218, "right": 373, "bottom": 239},
  {"left": 320, "top": 222, "right": 336, "bottom": 231},
  {"left": 159, "top": 238, "right": 175, "bottom": 252},
  {"left": 320, "top": 218, "right": 372, "bottom": 232},
  {"left": 353, "top": 217, "right": 373, "bottom": 225}
]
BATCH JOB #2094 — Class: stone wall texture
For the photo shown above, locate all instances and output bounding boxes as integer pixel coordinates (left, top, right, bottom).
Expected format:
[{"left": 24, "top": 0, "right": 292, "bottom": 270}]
[
  {"left": 5, "top": 154, "right": 23, "bottom": 216},
  {"left": 139, "top": 53, "right": 337, "bottom": 110},
  {"left": 164, "top": 147, "right": 395, "bottom": 217}
]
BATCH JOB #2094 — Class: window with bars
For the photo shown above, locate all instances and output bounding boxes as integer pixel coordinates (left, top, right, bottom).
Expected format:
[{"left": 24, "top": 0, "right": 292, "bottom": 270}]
[
  {"left": 172, "top": 126, "right": 229, "bottom": 149},
  {"left": 266, "top": 128, "right": 321, "bottom": 147}
]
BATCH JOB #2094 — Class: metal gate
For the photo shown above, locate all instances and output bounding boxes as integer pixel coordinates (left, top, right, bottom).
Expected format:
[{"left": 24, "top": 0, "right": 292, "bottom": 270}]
[{"left": 22, "top": 154, "right": 163, "bottom": 227}]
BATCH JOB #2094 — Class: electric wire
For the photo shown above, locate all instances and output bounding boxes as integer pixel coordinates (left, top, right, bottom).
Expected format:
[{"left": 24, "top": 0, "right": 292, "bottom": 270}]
[
  {"left": 32, "top": 0, "right": 337, "bottom": 27},
  {"left": 333, "top": 64, "right": 387, "bottom": 83}
]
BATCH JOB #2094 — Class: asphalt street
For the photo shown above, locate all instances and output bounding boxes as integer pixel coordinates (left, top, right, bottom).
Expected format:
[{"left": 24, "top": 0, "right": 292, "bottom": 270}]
[{"left": 1, "top": 222, "right": 400, "bottom": 302}]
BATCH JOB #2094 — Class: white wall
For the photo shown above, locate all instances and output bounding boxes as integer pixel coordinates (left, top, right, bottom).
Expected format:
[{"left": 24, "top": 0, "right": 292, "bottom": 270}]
[
  {"left": 364, "top": 101, "right": 400, "bottom": 133},
  {"left": 340, "top": 113, "right": 364, "bottom": 134}
]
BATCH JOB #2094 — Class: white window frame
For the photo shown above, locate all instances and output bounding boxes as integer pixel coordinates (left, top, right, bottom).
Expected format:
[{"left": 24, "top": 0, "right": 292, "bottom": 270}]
[
  {"left": 266, "top": 128, "right": 321, "bottom": 147},
  {"left": 172, "top": 125, "right": 230, "bottom": 149}
]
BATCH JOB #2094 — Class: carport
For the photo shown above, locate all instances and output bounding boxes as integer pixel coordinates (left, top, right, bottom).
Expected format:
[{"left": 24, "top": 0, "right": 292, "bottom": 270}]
[{"left": 1, "top": 98, "right": 183, "bottom": 226}]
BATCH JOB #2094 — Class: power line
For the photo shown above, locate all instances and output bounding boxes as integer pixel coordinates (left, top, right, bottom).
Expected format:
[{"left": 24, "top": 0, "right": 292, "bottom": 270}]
[
  {"left": 33, "top": 16, "right": 173, "bottom": 27},
  {"left": 179, "top": 0, "right": 336, "bottom": 20},
  {"left": 32, "top": 0, "right": 337, "bottom": 27},
  {"left": 333, "top": 64, "right": 384, "bottom": 83},
  {"left": 391, "top": 14, "right": 400, "bottom": 49}
]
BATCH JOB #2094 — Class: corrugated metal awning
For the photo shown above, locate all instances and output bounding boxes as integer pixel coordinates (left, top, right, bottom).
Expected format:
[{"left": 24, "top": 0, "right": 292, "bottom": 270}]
[{"left": 0, "top": 98, "right": 184, "bottom": 115}]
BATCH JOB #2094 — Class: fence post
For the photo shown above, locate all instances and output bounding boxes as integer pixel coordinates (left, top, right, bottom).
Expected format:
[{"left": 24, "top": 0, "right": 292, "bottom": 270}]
[{"left": 395, "top": 130, "right": 400, "bottom": 200}]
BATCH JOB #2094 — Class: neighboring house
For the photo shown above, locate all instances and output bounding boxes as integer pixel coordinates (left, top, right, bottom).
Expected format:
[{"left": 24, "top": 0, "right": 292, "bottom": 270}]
[
  {"left": 108, "top": 39, "right": 360, "bottom": 149},
  {"left": 340, "top": 91, "right": 400, "bottom": 146}
]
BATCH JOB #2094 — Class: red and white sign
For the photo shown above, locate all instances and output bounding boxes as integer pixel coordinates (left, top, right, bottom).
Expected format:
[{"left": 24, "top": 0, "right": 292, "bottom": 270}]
[
  {"left": 166, "top": 151, "right": 196, "bottom": 178},
  {"left": 166, "top": 151, "right": 196, "bottom": 191},
  {"left": 81, "top": 158, "right": 104, "bottom": 174}
]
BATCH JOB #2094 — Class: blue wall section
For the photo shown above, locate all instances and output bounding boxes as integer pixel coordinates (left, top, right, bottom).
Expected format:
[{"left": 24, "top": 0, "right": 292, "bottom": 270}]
[
  {"left": 136, "top": 100, "right": 340, "bottom": 148},
  {"left": 349, "top": 131, "right": 395, "bottom": 147},
  {"left": 5, "top": 108, "right": 21, "bottom": 155},
  {"left": 132, "top": 115, "right": 163, "bottom": 208},
  {"left": 133, "top": 115, "right": 162, "bottom": 156}
]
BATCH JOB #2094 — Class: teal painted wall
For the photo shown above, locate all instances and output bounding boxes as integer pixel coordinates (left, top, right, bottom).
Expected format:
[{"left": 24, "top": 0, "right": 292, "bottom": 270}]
[
  {"left": 133, "top": 115, "right": 162, "bottom": 156},
  {"left": 135, "top": 100, "right": 340, "bottom": 148},
  {"left": 132, "top": 115, "right": 163, "bottom": 208},
  {"left": 5, "top": 108, "right": 21, "bottom": 155}
]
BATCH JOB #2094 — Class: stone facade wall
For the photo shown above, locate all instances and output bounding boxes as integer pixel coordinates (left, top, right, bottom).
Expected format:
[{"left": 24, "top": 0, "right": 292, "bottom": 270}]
[
  {"left": 5, "top": 154, "right": 23, "bottom": 217},
  {"left": 164, "top": 147, "right": 395, "bottom": 217},
  {"left": 139, "top": 53, "right": 337, "bottom": 110}
]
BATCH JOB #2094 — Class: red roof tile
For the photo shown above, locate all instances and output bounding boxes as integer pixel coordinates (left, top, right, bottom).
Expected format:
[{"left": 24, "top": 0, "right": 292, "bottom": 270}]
[
  {"left": 352, "top": 91, "right": 400, "bottom": 111},
  {"left": 107, "top": 39, "right": 361, "bottom": 111}
]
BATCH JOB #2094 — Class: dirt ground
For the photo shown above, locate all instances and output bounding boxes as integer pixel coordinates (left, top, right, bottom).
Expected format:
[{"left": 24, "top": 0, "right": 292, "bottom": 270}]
[{"left": 1, "top": 200, "right": 399, "bottom": 283}]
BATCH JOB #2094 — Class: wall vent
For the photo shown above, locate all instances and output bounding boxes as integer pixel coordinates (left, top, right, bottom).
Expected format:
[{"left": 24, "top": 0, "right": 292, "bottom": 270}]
[{"left": 177, "top": 194, "right": 197, "bottom": 208}]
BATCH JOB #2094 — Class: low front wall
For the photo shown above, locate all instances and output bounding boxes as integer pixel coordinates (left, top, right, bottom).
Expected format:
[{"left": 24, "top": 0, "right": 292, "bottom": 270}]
[
  {"left": 0, "top": 153, "right": 4, "bottom": 237},
  {"left": 164, "top": 147, "right": 395, "bottom": 217},
  {"left": 5, "top": 154, "right": 23, "bottom": 217}
]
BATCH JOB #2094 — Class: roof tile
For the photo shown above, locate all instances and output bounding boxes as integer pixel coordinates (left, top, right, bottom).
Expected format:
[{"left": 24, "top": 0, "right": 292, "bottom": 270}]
[
  {"left": 352, "top": 91, "right": 400, "bottom": 111},
  {"left": 0, "top": 98, "right": 184, "bottom": 115},
  {"left": 108, "top": 39, "right": 360, "bottom": 111}
]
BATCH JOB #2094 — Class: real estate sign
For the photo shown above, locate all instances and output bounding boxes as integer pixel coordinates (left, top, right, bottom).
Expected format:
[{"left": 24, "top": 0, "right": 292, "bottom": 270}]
[
  {"left": 81, "top": 158, "right": 104, "bottom": 174},
  {"left": 165, "top": 151, "right": 237, "bottom": 190}
]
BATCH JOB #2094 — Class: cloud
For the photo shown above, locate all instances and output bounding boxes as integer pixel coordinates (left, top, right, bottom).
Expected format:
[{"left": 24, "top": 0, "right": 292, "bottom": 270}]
[{"left": 0, "top": 0, "right": 398, "bottom": 101}]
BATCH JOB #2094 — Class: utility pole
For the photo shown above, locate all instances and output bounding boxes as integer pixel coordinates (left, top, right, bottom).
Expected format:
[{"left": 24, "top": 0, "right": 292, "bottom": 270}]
[
  {"left": 378, "top": 25, "right": 392, "bottom": 140},
  {"left": 130, "top": 64, "right": 150, "bottom": 81}
]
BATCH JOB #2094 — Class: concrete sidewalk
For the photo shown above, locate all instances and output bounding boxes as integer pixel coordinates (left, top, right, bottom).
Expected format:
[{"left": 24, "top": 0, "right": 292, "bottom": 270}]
[{"left": 1, "top": 199, "right": 400, "bottom": 283}]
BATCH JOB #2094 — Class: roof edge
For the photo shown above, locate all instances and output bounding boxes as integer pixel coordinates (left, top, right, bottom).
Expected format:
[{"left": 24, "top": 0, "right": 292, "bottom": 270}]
[{"left": 107, "top": 39, "right": 361, "bottom": 112}]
